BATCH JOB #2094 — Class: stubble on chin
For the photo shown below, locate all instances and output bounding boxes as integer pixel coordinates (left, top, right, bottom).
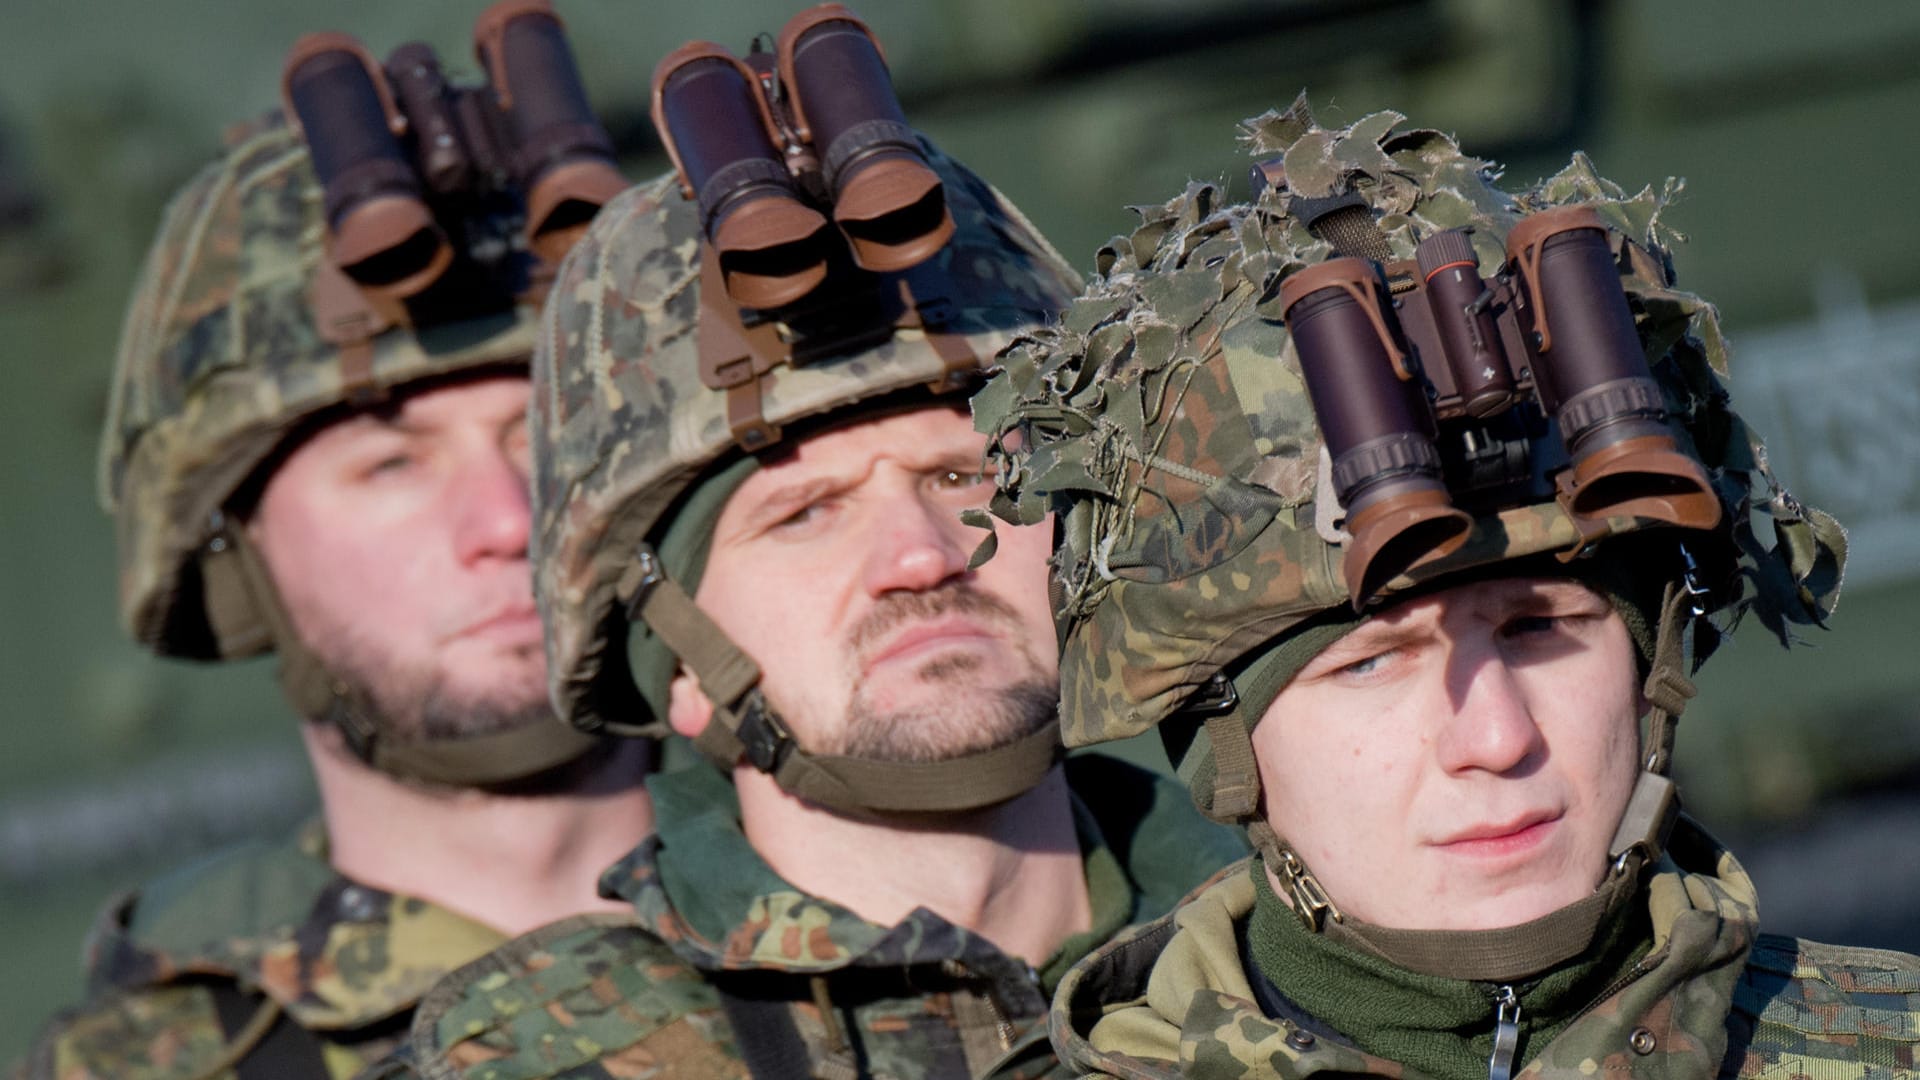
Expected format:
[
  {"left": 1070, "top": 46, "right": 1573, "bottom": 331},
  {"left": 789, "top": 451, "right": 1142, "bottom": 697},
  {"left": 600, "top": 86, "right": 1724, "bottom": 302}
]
[{"left": 306, "top": 624, "right": 552, "bottom": 743}]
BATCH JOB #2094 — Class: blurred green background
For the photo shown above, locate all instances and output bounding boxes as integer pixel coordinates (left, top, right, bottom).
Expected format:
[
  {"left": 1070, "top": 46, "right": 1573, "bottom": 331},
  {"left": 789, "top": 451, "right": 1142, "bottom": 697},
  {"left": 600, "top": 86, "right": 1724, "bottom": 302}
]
[{"left": 7, "top": 0, "right": 1920, "bottom": 1057}]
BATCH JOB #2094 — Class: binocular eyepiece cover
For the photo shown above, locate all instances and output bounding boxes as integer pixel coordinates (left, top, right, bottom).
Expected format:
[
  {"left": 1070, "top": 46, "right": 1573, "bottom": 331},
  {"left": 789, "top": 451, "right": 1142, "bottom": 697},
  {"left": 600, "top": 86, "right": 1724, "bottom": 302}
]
[
  {"left": 1280, "top": 207, "right": 1721, "bottom": 608},
  {"left": 280, "top": 0, "right": 625, "bottom": 302},
  {"left": 651, "top": 4, "right": 956, "bottom": 310}
]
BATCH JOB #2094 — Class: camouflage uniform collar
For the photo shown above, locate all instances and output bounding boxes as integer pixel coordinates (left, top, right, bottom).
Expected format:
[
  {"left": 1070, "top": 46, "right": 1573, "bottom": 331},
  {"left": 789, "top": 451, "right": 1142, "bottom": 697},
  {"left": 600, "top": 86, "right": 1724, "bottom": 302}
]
[
  {"left": 1052, "top": 818, "right": 1760, "bottom": 1078},
  {"left": 603, "top": 754, "right": 1232, "bottom": 984},
  {"left": 84, "top": 820, "right": 508, "bottom": 1031}
]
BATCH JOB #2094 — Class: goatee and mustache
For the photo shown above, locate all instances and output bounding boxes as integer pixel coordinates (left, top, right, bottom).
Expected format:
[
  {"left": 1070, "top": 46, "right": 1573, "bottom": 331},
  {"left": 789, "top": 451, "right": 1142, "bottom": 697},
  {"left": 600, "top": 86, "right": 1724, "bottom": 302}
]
[{"left": 831, "top": 582, "right": 1058, "bottom": 763}]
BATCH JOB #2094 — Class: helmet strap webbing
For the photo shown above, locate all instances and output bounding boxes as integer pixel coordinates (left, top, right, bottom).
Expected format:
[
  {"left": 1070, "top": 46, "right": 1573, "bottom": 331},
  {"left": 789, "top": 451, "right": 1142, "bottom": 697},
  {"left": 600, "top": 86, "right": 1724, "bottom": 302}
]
[
  {"left": 202, "top": 525, "right": 598, "bottom": 786},
  {"left": 1223, "top": 578, "right": 1697, "bottom": 982},
  {"left": 621, "top": 543, "right": 1063, "bottom": 815}
]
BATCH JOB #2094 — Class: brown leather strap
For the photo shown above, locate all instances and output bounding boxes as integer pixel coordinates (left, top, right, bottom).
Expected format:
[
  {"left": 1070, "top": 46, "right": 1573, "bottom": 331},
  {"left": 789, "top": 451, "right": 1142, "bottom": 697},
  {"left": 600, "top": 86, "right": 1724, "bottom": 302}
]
[{"left": 621, "top": 543, "right": 1062, "bottom": 814}]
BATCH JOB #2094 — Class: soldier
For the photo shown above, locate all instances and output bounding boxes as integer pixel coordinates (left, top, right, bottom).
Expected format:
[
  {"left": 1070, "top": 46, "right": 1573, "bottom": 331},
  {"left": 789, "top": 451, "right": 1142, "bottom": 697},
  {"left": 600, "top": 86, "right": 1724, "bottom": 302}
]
[
  {"left": 396, "top": 10, "right": 1248, "bottom": 1076},
  {"left": 15, "top": 7, "right": 651, "bottom": 1077},
  {"left": 974, "top": 98, "right": 1913, "bottom": 1079}
]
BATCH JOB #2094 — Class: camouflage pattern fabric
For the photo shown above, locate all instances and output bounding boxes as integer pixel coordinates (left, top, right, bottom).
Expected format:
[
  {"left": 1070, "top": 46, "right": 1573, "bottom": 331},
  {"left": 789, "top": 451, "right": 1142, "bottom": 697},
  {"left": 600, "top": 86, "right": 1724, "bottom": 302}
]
[
  {"left": 973, "top": 96, "right": 1847, "bottom": 752},
  {"left": 102, "top": 116, "right": 539, "bottom": 661},
  {"left": 15, "top": 821, "right": 507, "bottom": 1079},
  {"left": 380, "top": 914, "right": 737, "bottom": 1080},
  {"left": 529, "top": 150, "right": 1080, "bottom": 735},
  {"left": 388, "top": 756, "right": 1243, "bottom": 1080},
  {"left": 1047, "top": 818, "right": 1920, "bottom": 1079}
]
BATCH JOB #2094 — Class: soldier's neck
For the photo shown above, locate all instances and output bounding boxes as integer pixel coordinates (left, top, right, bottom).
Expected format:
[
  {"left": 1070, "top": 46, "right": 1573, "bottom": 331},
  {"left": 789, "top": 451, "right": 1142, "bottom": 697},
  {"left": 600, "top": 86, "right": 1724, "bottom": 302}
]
[
  {"left": 735, "top": 764, "right": 1093, "bottom": 969},
  {"left": 303, "top": 727, "right": 654, "bottom": 936}
]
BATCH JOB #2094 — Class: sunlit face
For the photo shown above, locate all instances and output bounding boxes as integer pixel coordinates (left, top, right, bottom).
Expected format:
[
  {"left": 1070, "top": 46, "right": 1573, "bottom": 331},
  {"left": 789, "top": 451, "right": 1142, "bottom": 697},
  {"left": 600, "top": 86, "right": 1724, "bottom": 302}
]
[
  {"left": 668, "top": 405, "right": 1058, "bottom": 767},
  {"left": 247, "top": 373, "right": 549, "bottom": 742},
  {"left": 1252, "top": 577, "right": 1643, "bottom": 931}
]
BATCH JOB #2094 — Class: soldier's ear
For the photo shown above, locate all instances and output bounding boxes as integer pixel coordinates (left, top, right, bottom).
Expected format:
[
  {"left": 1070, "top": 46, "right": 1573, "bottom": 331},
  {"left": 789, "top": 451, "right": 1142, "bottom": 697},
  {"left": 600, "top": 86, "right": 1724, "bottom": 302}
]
[{"left": 666, "top": 668, "right": 715, "bottom": 739}]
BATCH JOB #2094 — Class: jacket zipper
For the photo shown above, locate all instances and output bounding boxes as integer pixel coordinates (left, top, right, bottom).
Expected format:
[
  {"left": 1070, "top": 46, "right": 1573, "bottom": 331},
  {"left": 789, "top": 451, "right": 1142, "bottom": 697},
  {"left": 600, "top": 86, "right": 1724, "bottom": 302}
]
[
  {"left": 1485, "top": 950, "right": 1660, "bottom": 1080},
  {"left": 1487, "top": 984, "right": 1521, "bottom": 1080}
]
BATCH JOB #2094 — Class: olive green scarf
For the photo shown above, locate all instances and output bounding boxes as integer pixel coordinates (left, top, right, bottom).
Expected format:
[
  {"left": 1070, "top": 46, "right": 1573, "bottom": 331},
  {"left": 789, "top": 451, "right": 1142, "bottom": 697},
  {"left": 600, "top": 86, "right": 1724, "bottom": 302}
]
[{"left": 1246, "top": 865, "right": 1651, "bottom": 1080}]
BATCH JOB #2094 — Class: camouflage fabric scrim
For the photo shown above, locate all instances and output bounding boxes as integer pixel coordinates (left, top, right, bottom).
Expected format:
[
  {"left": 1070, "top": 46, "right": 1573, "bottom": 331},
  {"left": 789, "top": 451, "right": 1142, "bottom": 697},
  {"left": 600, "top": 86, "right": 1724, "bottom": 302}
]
[
  {"left": 529, "top": 143, "right": 1081, "bottom": 734},
  {"left": 102, "top": 116, "right": 537, "bottom": 659},
  {"left": 1048, "top": 820, "right": 1920, "bottom": 1079},
  {"left": 17, "top": 823, "right": 508, "bottom": 1079},
  {"left": 972, "top": 96, "right": 1847, "bottom": 751}
]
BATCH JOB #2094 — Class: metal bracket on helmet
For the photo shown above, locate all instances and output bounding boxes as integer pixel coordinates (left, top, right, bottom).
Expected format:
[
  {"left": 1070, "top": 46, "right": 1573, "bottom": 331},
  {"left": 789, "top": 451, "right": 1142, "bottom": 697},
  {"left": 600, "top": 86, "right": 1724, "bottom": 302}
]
[{"left": 694, "top": 243, "right": 981, "bottom": 453}]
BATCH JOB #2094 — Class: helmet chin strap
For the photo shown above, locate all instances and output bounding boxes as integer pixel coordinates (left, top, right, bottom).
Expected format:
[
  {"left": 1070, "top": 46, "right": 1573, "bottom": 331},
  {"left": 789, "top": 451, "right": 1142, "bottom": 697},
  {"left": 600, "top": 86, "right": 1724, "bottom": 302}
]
[
  {"left": 200, "top": 520, "right": 600, "bottom": 786},
  {"left": 1220, "top": 577, "right": 1699, "bottom": 983},
  {"left": 618, "top": 544, "right": 1064, "bottom": 816}
]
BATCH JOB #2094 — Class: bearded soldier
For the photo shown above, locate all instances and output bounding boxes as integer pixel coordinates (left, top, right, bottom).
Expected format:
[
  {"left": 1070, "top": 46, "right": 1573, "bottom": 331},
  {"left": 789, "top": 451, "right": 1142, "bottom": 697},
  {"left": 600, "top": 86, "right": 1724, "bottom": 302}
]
[
  {"left": 973, "top": 98, "right": 1910, "bottom": 1079},
  {"left": 15, "top": 7, "right": 656, "bottom": 1077},
  {"left": 391, "top": 9, "right": 1247, "bottom": 1077}
]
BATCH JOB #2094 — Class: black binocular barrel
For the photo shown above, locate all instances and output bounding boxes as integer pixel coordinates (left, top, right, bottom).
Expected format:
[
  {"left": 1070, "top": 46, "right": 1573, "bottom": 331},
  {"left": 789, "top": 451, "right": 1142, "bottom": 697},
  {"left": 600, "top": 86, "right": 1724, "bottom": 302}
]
[
  {"left": 286, "top": 42, "right": 416, "bottom": 231},
  {"left": 1416, "top": 229, "right": 1514, "bottom": 418},
  {"left": 779, "top": 5, "right": 952, "bottom": 272},
  {"left": 283, "top": 33, "right": 450, "bottom": 296},
  {"left": 652, "top": 42, "right": 830, "bottom": 309},
  {"left": 1283, "top": 260, "right": 1437, "bottom": 505},
  {"left": 1507, "top": 207, "right": 1661, "bottom": 454},
  {"left": 474, "top": 0, "right": 625, "bottom": 262},
  {"left": 479, "top": 1, "right": 611, "bottom": 170},
  {"left": 1281, "top": 258, "right": 1472, "bottom": 606},
  {"left": 1506, "top": 206, "right": 1721, "bottom": 530},
  {"left": 657, "top": 55, "right": 789, "bottom": 222}
]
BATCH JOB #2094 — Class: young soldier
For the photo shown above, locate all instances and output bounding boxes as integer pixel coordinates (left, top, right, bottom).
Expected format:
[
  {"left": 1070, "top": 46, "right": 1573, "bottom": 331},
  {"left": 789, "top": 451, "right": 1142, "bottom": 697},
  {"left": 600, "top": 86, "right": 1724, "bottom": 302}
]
[
  {"left": 397, "top": 15, "right": 1247, "bottom": 1074},
  {"left": 975, "top": 100, "right": 1911, "bottom": 1079},
  {"left": 17, "top": 9, "right": 649, "bottom": 1076}
]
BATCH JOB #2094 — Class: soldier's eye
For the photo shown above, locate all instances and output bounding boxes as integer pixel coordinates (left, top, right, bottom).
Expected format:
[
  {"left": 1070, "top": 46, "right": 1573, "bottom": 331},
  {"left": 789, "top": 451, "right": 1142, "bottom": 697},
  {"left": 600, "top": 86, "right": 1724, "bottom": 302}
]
[{"left": 932, "top": 469, "right": 987, "bottom": 490}]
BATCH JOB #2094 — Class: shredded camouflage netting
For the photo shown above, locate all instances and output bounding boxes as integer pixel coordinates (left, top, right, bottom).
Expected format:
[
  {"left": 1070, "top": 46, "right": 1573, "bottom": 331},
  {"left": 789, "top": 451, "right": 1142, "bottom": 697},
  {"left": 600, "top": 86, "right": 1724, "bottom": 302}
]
[{"left": 974, "top": 96, "right": 1846, "bottom": 750}]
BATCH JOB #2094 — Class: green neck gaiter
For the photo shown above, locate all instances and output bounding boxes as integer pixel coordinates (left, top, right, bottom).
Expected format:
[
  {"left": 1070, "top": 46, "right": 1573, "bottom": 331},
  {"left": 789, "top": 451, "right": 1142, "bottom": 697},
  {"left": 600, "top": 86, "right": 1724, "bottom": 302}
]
[{"left": 1246, "top": 865, "right": 1651, "bottom": 1080}]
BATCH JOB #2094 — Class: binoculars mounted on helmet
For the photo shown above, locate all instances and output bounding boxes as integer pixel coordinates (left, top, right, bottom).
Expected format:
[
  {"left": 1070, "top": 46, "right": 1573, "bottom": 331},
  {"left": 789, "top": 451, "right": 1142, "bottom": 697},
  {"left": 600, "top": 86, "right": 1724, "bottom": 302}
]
[
  {"left": 1275, "top": 202, "right": 1722, "bottom": 608},
  {"left": 279, "top": 0, "right": 625, "bottom": 307},
  {"left": 650, "top": 4, "right": 956, "bottom": 311}
]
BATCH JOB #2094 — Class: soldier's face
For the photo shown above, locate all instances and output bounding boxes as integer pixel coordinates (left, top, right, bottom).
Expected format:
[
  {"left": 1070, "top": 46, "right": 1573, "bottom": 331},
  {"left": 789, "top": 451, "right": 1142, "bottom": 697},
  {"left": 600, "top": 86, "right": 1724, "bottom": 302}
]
[
  {"left": 247, "top": 373, "right": 550, "bottom": 742},
  {"left": 670, "top": 405, "right": 1058, "bottom": 771},
  {"left": 1251, "top": 577, "right": 1642, "bottom": 931}
]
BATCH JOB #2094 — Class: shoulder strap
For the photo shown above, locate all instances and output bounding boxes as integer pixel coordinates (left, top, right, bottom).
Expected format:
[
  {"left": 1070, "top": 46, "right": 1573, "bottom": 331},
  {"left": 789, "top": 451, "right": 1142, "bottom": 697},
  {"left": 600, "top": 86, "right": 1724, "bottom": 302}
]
[
  {"left": 712, "top": 978, "right": 816, "bottom": 1080},
  {"left": 206, "top": 983, "right": 333, "bottom": 1080}
]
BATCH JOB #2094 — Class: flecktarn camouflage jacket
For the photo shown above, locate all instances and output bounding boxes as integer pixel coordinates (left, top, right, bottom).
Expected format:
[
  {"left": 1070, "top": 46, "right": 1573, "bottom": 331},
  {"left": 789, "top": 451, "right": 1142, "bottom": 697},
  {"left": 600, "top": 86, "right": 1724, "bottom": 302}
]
[
  {"left": 396, "top": 754, "right": 1245, "bottom": 1080},
  {"left": 1049, "top": 820, "right": 1920, "bottom": 1079},
  {"left": 14, "top": 821, "right": 507, "bottom": 1080}
]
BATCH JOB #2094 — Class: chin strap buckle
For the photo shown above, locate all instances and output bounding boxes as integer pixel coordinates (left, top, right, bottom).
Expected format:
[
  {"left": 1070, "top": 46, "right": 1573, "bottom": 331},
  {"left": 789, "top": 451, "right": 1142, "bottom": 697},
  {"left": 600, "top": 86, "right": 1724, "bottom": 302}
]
[
  {"left": 1607, "top": 770, "right": 1680, "bottom": 875},
  {"left": 1279, "top": 848, "right": 1344, "bottom": 930},
  {"left": 734, "top": 690, "right": 795, "bottom": 775}
]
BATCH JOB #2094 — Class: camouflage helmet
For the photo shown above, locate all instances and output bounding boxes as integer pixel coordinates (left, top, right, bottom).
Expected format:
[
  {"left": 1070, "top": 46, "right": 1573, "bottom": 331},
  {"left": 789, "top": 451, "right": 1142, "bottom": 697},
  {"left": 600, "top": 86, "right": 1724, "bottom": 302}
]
[
  {"left": 979, "top": 100, "right": 1846, "bottom": 980},
  {"left": 100, "top": 115, "right": 599, "bottom": 783},
  {"left": 981, "top": 100, "right": 1843, "bottom": 763},
  {"left": 531, "top": 143, "right": 1080, "bottom": 813},
  {"left": 978, "top": 104, "right": 1845, "bottom": 974}
]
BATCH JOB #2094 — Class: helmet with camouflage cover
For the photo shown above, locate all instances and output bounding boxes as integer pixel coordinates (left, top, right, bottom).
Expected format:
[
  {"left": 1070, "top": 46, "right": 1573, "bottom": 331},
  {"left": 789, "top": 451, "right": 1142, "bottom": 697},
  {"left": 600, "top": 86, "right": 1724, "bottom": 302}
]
[
  {"left": 531, "top": 141, "right": 1081, "bottom": 817},
  {"left": 100, "top": 115, "right": 599, "bottom": 784},
  {"left": 977, "top": 99, "right": 1845, "bottom": 975}
]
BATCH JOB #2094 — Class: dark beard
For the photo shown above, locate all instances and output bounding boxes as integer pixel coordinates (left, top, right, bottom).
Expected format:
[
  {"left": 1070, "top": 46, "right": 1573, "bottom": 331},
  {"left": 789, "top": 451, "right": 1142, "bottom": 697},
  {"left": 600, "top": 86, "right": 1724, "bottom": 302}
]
[
  {"left": 837, "top": 671, "right": 1058, "bottom": 762},
  {"left": 831, "top": 582, "right": 1059, "bottom": 762},
  {"left": 315, "top": 631, "right": 552, "bottom": 744}
]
